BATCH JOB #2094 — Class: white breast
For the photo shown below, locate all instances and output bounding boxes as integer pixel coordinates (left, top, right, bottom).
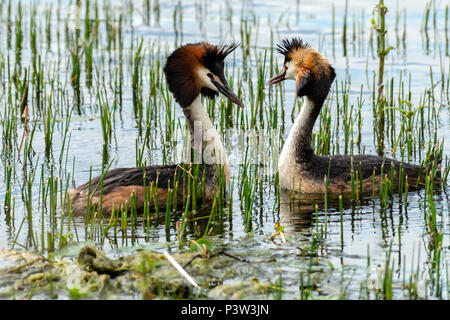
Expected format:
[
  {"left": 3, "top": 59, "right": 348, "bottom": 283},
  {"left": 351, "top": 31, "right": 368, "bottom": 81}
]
[
  {"left": 278, "top": 97, "right": 315, "bottom": 190},
  {"left": 184, "top": 96, "right": 230, "bottom": 182}
]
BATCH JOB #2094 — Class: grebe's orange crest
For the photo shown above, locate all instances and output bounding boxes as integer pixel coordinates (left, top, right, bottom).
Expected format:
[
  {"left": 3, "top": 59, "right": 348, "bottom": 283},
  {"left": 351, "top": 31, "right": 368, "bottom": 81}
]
[{"left": 268, "top": 37, "right": 335, "bottom": 101}]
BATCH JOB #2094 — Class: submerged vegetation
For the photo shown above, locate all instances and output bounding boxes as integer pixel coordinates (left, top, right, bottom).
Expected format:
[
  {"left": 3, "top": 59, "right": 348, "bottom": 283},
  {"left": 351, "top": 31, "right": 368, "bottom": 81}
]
[{"left": 0, "top": 0, "right": 449, "bottom": 300}]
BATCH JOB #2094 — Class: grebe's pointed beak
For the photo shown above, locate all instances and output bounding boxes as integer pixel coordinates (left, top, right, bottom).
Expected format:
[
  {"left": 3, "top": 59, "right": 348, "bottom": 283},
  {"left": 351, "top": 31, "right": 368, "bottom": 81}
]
[
  {"left": 210, "top": 76, "right": 244, "bottom": 108},
  {"left": 267, "top": 69, "right": 287, "bottom": 86}
]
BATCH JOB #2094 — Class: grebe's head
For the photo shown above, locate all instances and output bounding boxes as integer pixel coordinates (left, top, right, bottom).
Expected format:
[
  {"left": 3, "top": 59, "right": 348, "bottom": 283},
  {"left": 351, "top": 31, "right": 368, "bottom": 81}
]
[
  {"left": 267, "top": 38, "right": 335, "bottom": 103},
  {"left": 164, "top": 42, "right": 243, "bottom": 108}
]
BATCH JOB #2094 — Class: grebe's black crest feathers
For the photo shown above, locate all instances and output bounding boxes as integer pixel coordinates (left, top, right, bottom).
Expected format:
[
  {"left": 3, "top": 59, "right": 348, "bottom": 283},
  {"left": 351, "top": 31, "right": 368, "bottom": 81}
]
[
  {"left": 201, "top": 42, "right": 239, "bottom": 65},
  {"left": 276, "top": 38, "right": 310, "bottom": 56},
  {"left": 221, "top": 42, "right": 240, "bottom": 57}
]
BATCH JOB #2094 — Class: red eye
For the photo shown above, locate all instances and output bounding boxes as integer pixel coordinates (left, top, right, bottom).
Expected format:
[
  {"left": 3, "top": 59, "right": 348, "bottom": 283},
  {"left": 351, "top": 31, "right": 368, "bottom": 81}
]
[{"left": 285, "top": 66, "right": 288, "bottom": 71}]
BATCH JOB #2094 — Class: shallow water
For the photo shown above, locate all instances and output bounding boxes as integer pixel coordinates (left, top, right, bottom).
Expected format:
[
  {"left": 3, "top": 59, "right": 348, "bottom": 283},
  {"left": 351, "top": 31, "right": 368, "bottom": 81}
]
[{"left": 0, "top": 0, "right": 449, "bottom": 299}]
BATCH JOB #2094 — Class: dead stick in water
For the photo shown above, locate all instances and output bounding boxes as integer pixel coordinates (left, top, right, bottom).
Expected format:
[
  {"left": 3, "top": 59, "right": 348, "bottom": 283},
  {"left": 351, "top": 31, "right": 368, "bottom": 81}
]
[{"left": 163, "top": 251, "right": 200, "bottom": 288}]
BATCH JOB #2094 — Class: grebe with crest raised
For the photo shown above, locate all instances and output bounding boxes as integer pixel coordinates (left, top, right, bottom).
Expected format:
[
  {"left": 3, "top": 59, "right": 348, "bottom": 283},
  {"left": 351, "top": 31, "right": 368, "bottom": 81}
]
[
  {"left": 267, "top": 38, "right": 441, "bottom": 194},
  {"left": 67, "top": 42, "right": 243, "bottom": 215}
]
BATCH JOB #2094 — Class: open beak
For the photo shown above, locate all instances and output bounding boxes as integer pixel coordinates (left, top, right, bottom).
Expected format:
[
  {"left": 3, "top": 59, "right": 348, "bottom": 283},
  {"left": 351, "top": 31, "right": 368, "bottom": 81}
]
[
  {"left": 267, "top": 69, "right": 287, "bottom": 86},
  {"left": 211, "top": 78, "right": 244, "bottom": 108}
]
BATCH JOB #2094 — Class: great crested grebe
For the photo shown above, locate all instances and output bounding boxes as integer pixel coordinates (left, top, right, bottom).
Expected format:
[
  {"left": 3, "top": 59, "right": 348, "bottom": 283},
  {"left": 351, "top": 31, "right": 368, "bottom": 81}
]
[
  {"left": 67, "top": 42, "right": 243, "bottom": 215},
  {"left": 268, "top": 38, "right": 441, "bottom": 194}
]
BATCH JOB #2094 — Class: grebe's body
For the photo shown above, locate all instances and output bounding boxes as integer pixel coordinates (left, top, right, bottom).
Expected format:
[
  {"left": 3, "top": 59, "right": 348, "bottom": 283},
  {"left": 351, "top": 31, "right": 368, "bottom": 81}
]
[
  {"left": 68, "top": 164, "right": 219, "bottom": 214},
  {"left": 68, "top": 42, "right": 242, "bottom": 215},
  {"left": 269, "top": 38, "right": 440, "bottom": 194}
]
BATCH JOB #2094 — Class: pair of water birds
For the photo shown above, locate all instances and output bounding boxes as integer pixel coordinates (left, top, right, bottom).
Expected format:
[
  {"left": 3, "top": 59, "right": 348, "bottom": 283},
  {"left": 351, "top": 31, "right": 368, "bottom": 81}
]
[{"left": 68, "top": 38, "right": 441, "bottom": 215}]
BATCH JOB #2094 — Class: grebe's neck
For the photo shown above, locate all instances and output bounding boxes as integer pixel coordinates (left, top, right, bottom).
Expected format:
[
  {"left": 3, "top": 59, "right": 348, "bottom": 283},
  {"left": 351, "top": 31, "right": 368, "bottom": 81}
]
[
  {"left": 279, "top": 96, "right": 323, "bottom": 165},
  {"left": 182, "top": 96, "right": 230, "bottom": 181}
]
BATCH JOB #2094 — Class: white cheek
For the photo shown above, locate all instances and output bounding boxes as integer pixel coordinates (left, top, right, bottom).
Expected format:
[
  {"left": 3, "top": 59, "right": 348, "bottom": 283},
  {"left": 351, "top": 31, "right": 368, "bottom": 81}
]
[
  {"left": 197, "top": 67, "right": 218, "bottom": 91},
  {"left": 285, "top": 61, "right": 297, "bottom": 80}
]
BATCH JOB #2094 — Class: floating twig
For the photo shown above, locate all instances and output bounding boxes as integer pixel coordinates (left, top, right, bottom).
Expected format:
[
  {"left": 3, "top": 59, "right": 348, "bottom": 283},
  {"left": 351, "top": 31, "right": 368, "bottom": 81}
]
[{"left": 163, "top": 251, "right": 199, "bottom": 289}]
